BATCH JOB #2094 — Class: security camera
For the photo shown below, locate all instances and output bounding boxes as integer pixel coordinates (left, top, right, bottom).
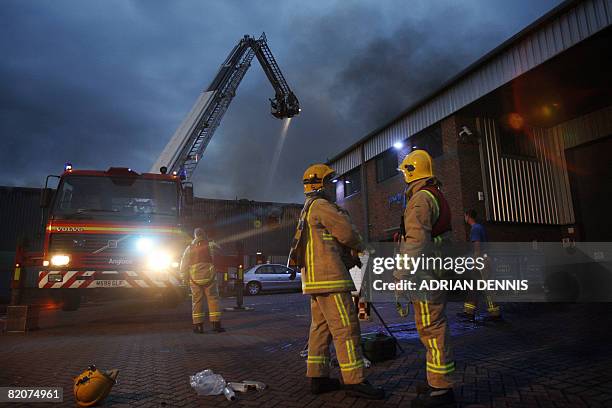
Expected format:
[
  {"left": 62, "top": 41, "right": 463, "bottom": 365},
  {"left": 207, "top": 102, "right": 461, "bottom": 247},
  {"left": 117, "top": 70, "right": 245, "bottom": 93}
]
[
  {"left": 458, "top": 125, "right": 476, "bottom": 144},
  {"left": 459, "top": 126, "right": 473, "bottom": 138}
]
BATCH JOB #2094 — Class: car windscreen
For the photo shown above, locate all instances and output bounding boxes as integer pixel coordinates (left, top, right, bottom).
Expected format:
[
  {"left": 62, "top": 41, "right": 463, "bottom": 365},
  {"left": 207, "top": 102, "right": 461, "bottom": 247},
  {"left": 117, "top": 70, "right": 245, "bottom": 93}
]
[{"left": 51, "top": 175, "right": 179, "bottom": 221}]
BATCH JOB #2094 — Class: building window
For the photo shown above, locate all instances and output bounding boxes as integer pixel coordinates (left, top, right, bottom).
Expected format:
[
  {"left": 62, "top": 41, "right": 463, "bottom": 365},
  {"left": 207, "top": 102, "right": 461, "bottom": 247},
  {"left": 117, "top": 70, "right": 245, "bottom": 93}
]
[
  {"left": 498, "top": 124, "right": 537, "bottom": 159},
  {"left": 376, "top": 148, "right": 399, "bottom": 183},
  {"left": 406, "top": 125, "right": 443, "bottom": 158},
  {"left": 343, "top": 167, "right": 361, "bottom": 197}
]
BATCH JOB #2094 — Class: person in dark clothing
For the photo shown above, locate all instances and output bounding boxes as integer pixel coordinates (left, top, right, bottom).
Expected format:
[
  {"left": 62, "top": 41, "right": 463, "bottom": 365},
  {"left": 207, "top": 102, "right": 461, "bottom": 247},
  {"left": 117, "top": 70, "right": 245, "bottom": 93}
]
[{"left": 458, "top": 209, "right": 502, "bottom": 321}]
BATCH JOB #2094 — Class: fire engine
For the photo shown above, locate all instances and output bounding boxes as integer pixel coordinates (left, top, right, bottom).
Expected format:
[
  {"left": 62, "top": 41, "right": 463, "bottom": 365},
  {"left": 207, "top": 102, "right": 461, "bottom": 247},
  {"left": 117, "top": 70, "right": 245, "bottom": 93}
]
[{"left": 32, "top": 33, "right": 299, "bottom": 310}]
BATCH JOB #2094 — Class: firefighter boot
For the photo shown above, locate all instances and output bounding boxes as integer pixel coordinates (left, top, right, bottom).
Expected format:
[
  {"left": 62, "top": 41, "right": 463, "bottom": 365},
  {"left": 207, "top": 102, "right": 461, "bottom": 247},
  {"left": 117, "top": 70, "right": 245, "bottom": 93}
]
[
  {"left": 310, "top": 377, "right": 341, "bottom": 395},
  {"left": 193, "top": 323, "right": 204, "bottom": 334},
  {"left": 212, "top": 321, "right": 226, "bottom": 333},
  {"left": 411, "top": 386, "right": 455, "bottom": 408},
  {"left": 344, "top": 380, "right": 385, "bottom": 400}
]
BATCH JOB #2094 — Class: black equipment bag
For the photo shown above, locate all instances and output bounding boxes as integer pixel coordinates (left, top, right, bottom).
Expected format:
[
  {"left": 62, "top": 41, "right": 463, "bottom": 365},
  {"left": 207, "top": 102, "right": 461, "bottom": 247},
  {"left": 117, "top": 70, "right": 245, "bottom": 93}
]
[{"left": 361, "top": 332, "right": 397, "bottom": 362}]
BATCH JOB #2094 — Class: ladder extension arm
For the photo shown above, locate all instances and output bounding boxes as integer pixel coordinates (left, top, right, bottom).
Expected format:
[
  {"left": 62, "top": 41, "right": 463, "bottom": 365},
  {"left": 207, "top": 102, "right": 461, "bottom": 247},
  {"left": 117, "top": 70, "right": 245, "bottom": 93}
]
[{"left": 151, "top": 33, "right": 299, "bottom": 180}]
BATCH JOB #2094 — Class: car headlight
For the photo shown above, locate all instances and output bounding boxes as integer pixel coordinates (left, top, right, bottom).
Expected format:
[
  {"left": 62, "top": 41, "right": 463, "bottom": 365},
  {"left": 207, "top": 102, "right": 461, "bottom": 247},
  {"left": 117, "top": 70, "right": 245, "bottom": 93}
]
[
  {"left": 51, "top": 254, "right": 70, "bottom": 266},
  {"left": 147, "top": 251, "right": 173, "bottom": 271}
]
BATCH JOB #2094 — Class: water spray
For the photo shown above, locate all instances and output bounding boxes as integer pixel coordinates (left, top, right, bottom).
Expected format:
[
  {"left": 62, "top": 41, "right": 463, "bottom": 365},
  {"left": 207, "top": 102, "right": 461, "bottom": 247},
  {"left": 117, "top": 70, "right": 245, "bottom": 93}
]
[{"left": 265, "top": 118, "right": 292, "bottom": 195}]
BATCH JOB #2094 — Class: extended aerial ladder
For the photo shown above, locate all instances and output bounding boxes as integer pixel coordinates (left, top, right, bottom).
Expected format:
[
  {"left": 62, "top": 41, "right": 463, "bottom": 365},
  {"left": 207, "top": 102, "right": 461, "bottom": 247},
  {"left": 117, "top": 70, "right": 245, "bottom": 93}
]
[{"left": 151, "top": 33, "right": 300, "bottom": 180}]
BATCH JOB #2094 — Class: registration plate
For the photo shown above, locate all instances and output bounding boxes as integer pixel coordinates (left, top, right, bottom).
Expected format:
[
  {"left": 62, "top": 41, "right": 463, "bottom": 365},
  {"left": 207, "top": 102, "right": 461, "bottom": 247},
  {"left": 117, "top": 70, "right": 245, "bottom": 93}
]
[{"left": 95, "top": 280, "right": 127, "bottom": 287}]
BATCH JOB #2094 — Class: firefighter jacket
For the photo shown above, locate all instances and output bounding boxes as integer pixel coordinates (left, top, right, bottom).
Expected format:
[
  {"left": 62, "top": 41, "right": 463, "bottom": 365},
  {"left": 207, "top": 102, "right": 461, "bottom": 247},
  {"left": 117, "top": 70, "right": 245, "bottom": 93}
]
[
  {"left": 294, "top": 195, "right": 365, "bottom": 295},
  {"left": 396, "top": 177, "right": 452, "bottom": 278},
  {"left": 180, "top": 237, "right": 216, "bottom": 286}
]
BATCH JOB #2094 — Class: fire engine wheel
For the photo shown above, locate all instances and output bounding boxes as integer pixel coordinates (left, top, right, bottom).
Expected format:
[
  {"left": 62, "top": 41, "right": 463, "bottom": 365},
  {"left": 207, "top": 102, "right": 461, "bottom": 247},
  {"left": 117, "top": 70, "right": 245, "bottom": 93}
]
[
  {"left": 61, "top": 290, "right": 81, "bottom": 311},
  {"left": 246, "top": 282, "right": 261, "bottom": 296}
]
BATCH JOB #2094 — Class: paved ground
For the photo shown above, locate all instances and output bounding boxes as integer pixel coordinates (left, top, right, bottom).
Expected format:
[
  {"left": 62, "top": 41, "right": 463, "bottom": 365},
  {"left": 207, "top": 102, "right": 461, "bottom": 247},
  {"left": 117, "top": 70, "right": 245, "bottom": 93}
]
[{"left": 1, "top": 292, "right": 612, "bottom": 408}]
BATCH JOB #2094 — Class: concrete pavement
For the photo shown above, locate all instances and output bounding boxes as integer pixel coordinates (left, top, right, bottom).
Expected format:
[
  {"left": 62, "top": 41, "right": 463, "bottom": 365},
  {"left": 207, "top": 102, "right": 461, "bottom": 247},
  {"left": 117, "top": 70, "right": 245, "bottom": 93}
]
[{"left": 1, "top": 293, "right": 611, "bottom": 407}]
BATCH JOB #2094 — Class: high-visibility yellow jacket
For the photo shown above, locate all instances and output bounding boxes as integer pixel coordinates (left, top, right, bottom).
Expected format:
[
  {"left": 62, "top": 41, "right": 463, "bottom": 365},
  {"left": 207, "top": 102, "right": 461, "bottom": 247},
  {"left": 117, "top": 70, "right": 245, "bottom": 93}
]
[
  {"left": 396, "top": 177, "right": 451, "bottom": 278},
  {"left": 298, "top": 197, "right": 365, "bottom": 294},
  {"left": 180, "top": 238, "right": 216, "bottom": 286}
]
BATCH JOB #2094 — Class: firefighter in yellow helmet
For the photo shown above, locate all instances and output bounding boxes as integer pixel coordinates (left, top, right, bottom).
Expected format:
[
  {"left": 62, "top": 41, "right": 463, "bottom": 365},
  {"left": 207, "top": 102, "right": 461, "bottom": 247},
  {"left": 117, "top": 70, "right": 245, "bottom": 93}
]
[
  {"left": 180, "top": 227, "right": 225, "bottom": 333},
  {"left": 289, "top": 164, "right": 384, "bottom": 399},
  {"left": 73, "top": 365, "right": 118, "bottom": 407},
  {"left": 396, "top": 149, "right": 455, "bottom": 407}
]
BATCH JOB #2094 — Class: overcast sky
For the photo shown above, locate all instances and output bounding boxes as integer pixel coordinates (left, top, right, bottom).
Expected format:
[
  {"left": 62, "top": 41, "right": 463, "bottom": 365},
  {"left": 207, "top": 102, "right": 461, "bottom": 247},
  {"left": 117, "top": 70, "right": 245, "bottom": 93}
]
[{"left": 0, "top": 0, "right": 562, "bottom": 203}]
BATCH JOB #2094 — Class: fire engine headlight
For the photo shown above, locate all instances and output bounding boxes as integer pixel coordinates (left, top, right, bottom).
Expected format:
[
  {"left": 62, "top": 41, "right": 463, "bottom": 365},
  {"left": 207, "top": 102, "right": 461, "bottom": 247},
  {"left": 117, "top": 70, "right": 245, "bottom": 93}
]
[
  {"left": 147, "top": 251, "right": 174, "bottom": 271},
  {"left": 51, "top": 255, "right": 70, "bottom": 266},
  {"left": 136, "top": 237, "right": 154, "bottom": 252}
]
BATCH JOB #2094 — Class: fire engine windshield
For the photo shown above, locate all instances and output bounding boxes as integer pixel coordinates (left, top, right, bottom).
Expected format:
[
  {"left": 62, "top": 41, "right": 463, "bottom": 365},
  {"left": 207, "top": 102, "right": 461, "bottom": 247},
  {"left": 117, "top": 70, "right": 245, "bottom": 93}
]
[{"left": 51, "top": 175, "right": 179, "bottom": 221}]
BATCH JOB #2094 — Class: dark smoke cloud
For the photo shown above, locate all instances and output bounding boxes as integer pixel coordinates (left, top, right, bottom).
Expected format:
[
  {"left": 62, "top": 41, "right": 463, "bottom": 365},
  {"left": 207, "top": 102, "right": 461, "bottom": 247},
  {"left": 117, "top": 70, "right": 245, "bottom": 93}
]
[{"left": 0, "top": 0, "right": 562, "bottom": 203}]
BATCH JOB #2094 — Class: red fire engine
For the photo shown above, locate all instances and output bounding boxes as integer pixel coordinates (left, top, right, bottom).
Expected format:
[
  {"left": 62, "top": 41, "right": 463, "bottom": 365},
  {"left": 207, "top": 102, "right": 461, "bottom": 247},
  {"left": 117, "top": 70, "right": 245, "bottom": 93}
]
[{"left": 23, "top": 33, "right": 299, "bottom": 310}]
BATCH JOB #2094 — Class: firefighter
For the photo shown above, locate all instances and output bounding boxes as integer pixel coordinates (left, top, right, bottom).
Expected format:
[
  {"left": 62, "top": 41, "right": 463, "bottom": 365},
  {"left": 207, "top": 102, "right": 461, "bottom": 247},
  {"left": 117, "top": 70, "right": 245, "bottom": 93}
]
[
  {"left": 180, "top": 227, "right": 225, "bottom": 333},
  {"left": 458, "top": 209, "right": 502, "bottom": 321},
  {"left": 396, "top": 149, "right": 455, "bottom": 407},
  {"left": 289, "top": 164, "right": 384, "bottom": 400}
]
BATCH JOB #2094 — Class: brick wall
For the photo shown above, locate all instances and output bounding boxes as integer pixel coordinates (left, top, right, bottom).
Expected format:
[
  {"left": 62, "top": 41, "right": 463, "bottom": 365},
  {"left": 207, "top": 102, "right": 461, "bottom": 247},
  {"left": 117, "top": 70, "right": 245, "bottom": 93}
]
[
  {"left": 437, "top": 116, "right": 468, "bottom": 242},
  {"left": 335, "top": 113, "right": 568, "bottom": 244},
  {"left": 335, "top": 178, "right": 366, "bottom": 235},
  {"left": 365, "top": 160, "right": 405, "bottom": 241}
]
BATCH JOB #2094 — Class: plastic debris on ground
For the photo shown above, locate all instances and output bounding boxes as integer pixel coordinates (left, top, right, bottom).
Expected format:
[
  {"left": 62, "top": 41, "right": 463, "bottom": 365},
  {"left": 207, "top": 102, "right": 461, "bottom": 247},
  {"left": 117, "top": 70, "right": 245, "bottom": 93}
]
[
  {"left": 190, "top": 369, "right": 266, "bottom": 401},
  {"left": 190, "top": 370, "right": 226, "bottom": 396}
]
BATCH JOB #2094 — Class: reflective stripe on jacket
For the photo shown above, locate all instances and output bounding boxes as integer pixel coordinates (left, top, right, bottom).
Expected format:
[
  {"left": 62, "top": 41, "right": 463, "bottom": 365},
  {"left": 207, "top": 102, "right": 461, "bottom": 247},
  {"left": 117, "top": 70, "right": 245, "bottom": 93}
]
[
  {"left": 299, "top": 197, "right": 364, "bottom": 294},
  {"left": 180, "top": 238, "right": 216, "bottom": 286},
  {"left": 397, "top": 177, "right": 451, "bottom": 278}
]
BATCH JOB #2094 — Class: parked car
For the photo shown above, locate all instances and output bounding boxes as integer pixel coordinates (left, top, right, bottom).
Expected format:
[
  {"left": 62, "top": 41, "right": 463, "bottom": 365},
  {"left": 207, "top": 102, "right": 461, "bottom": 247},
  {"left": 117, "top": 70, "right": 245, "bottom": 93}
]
[{"left": 243, "top": 264, "right": 301, "bottom": 295}]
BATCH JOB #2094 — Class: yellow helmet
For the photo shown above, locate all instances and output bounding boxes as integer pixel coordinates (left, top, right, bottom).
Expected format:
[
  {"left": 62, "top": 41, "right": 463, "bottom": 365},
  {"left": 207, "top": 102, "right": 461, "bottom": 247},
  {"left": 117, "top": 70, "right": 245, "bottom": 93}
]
[
  {"left": 398, "top": 149, "right": 433, "bottom": 184},
  {"left": 73, "top": 366, "right": 119, "bottom": 407},
  {"left": 303, "top": 164, "right": 336, "bottom": 194}
]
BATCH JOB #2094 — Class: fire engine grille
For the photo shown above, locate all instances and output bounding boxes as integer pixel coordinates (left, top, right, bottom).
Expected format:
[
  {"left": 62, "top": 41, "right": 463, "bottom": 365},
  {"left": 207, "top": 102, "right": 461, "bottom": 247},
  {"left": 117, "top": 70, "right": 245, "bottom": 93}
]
[
  {"left": 47, "top": 233, "right": 183, "bottom": 268},
  {"left": 48, "top": 233, "right": 138, "bottom": 254}
]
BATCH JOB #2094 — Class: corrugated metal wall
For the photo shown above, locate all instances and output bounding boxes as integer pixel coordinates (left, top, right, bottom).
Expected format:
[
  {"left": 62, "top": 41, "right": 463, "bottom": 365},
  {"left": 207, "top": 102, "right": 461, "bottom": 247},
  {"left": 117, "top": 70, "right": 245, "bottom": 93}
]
[
  {"left": 0, "top": 187, "right": 46, "bottom": 252},
  {"left": 331, "top": 0, "right": 611, "bottom": 174},
  {"left": 0, "top": 251, "right": 15, "bottom": 302},
  {"left": 331, "top": 148, "right": 361, "bottom": 177},
  {"left": 192, "top": 198, "right": 301, "bottom": 257},
  {"left": 479, "top": 118, "right": 575, "bottom": 224}
]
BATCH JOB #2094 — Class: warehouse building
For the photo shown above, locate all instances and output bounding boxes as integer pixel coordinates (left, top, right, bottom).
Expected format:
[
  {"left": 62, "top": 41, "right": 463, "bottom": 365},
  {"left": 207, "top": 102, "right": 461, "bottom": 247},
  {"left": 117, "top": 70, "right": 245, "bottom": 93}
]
[
  {"left": 329, "top": 0, "right": 612, "bottom": 243},
  {"left": 192, "top": 197, "right": 301, "bottom": 265}
]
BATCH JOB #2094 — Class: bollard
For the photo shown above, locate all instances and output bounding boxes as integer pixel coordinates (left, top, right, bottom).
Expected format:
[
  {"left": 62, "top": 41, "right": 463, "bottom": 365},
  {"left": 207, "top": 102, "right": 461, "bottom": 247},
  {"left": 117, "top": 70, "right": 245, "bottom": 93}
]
[
  {"left": 224, "top": 263, "right": 253, "bottom": 312},
  {"left": 236, "top": 265, "right": 244, "bottom": 309}
]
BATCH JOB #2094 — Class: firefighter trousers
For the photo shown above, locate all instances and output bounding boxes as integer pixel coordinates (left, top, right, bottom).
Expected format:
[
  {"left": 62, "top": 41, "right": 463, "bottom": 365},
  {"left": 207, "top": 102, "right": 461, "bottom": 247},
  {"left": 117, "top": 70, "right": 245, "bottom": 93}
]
[
  {"left": 307, "top": 291, "right": 365, "bottom": 385},
  {"left": 411, "top": 289, "right": 454, "bottom": 389},
  {"left": 464, "top": 266, "right": 500, "bottom": 317},
  {"left": 190, "top": 280, "right": 221, "bottom": 324}
]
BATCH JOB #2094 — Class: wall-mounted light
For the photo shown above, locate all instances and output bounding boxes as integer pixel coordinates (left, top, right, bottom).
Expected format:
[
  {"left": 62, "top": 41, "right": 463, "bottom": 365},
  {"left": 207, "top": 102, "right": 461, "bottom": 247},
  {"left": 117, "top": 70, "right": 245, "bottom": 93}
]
[
  {"left": 393, "top": 141, "right": 404, "bottom": 150},
  {"left": 507, "top": 113, "right": 525, "bottom": 130}
]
